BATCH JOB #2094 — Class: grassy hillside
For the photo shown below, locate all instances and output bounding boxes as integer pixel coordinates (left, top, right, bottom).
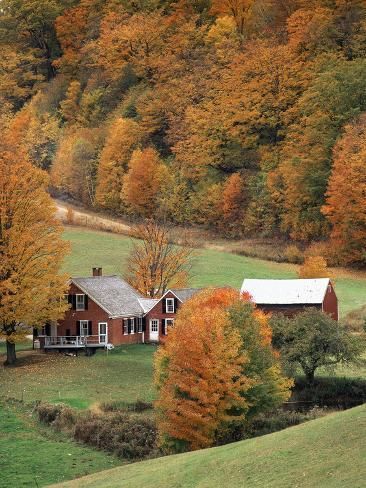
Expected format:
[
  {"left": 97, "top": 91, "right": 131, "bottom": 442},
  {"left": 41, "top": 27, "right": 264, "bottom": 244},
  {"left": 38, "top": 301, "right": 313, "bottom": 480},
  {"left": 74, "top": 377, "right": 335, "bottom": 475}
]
[
  {"left": 63, "top": 228, "right": 366, "bottom": 316},
  {"left": 0, "top": 403, "right": 122, "bottom": 488},
  {"left": 53, "top": 405, "right": 366, "bottom": 488}
]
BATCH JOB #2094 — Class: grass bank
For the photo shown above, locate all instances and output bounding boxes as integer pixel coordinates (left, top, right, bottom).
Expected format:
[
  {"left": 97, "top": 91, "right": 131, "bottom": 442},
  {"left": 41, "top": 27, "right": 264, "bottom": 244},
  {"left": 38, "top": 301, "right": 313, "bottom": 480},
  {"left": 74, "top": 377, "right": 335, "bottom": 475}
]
[
  {"left": 0, "top": 402, "right": 122, "bottom": 488},
  {"left": 52, "top": 404, "right": 366, "bottom": 488},
  {"left": 63, "top": 228, "right": 366, "bottom": 316}
]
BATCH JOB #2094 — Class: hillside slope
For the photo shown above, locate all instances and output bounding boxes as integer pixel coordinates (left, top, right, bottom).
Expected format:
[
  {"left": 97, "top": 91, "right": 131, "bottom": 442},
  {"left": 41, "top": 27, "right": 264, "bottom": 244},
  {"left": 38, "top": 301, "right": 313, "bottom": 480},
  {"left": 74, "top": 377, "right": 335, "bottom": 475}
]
[
  {"left": 53, "top": 405, "right": 366, "bottom": 488},
  {"left": 62, "top": 228, "right": 366, "bottom": 316}
]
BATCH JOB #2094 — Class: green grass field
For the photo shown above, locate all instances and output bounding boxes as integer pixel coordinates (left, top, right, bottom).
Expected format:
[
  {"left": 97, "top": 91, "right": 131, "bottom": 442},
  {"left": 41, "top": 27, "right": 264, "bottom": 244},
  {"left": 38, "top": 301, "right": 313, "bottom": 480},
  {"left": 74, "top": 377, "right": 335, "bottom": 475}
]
[
  {"left": 0, "top": 345, "right": 155, "bottom": 408},
  {"left": 63, "top": 228, "right": 366, "bottom": 316},
  {"left": 0, "top": 403, "right": 122, "bottom": 488},
  {"left": 53, "top": 404, "right": 366, "bottom": 488}
]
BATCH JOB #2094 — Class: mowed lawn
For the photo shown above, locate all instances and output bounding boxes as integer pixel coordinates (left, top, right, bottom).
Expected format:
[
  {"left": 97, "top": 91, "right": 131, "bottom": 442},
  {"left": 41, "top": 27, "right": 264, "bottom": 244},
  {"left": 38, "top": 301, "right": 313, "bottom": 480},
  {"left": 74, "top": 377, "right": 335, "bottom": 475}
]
[
  {"left": 54, "top": 405, "right": 366, "bottom": 488},
  {"left": 63, "top": 228, "right": 366, "bottom": 316},
  {"left": 0, "top": 403, "right": 122, "bottom": 488},
  {"left": 0, "top": 345, "right": 156, "bottom": 408}
]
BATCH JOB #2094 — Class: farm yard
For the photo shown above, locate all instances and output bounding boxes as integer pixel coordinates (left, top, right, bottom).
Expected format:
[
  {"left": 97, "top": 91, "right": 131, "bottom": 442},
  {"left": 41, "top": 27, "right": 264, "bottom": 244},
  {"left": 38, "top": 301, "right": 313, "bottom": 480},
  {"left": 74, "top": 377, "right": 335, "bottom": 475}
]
[{"left": 1, "top": 226, "right": 366, "bottom": 487}]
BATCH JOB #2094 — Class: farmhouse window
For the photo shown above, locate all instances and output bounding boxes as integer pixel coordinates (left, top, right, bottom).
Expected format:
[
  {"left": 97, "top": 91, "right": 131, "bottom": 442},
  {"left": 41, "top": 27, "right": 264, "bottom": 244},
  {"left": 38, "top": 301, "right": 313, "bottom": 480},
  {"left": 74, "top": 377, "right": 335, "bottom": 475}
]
[
  {"left": 80, "top": 320, "right": 89, "bottom": 336},
  {"left": 130, "top": 318, "right": 135, "bottom": 334},
  {"left": 137, "top": 317, "right": 143, "bottom": 333},
  {"left": 166, "top": 298, "right": 175, "bottom": 313},
  {"left": 164, "top": 318, "right": 174, "bottom": 335},
  {"left": 76, "top": 294, "right": 86, "bottom": 311},
  {"left": 123, "top": 319, "right": 129, "bottom": 335}
]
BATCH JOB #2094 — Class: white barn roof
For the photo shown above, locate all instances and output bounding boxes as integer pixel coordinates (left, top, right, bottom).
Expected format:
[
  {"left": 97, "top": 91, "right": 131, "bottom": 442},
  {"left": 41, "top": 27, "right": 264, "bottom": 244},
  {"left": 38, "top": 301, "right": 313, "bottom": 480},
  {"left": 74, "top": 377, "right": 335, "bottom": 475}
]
[{"left": 241, "top": 278, "right": 331, "bottom": 305}]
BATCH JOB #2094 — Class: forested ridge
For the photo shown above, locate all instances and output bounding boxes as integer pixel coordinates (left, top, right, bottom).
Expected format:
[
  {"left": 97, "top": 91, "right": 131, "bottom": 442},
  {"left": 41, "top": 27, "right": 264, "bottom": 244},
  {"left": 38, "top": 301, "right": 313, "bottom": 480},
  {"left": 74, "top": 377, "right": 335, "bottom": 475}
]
[{"left": 1, "top": 0, "right": 366, "bottom": 265}]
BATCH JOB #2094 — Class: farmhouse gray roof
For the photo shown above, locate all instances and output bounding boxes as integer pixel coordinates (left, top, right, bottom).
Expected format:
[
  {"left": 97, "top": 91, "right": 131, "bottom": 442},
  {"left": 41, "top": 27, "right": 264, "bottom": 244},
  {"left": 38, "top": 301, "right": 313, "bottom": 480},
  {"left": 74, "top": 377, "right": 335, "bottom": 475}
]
[
  {"left": 138, "top": 298, "right": 159, "bottom": 313},
  {"left": 170, "top": 288, "right": 201, "bottom": 302},
  {"left": 72, "top": 276, "right": 144, "bottom": 318},
  {"left": 241, "top": 278, "right": 331, "bottom": 305}
]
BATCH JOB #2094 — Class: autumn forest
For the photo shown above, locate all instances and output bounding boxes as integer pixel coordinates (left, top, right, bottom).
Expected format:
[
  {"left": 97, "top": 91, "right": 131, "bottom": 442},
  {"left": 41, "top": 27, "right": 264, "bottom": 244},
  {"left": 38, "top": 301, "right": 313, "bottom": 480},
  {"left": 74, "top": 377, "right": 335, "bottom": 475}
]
[{"left": 1, "top": 0, "right": 366, "bottom": 266}]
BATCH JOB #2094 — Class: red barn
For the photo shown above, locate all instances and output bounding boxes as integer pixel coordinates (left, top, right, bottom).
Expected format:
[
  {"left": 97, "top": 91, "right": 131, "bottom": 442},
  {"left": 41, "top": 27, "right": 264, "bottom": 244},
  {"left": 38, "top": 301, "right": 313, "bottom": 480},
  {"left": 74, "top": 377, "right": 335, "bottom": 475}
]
[{"left": 241, "top": 278, "right": 338, "bottom": 321}]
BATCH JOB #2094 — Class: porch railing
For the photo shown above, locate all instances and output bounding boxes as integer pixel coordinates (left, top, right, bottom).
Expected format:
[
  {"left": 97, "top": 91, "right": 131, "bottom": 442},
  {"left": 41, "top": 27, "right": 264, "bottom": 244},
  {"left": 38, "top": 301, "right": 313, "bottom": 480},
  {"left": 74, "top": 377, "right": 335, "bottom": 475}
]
[{"left": 44, "top": 335, "right": 105, "bottom": 347}]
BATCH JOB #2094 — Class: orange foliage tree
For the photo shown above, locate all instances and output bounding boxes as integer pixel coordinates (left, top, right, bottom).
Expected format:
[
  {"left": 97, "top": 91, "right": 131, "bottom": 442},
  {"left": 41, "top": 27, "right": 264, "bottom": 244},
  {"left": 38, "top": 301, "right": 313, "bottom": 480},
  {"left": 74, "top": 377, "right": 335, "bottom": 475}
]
[
  {"left": 0, "top": 142, "right": 69, "bottom": 365},
  {"left": 154, "top": 289, "right": 292, "bottom": 452},
  {"left": 122, "top": 147, "right": 169, "bottom": 218},
  {"left": 221, "top": 172, "right": 247, "bottom": 235},
  {"left": 95, "top": 118, "right": 142, "bottom": 212},
  {"left": 322, "top": 114, "right": 366, "bottom": 266}
]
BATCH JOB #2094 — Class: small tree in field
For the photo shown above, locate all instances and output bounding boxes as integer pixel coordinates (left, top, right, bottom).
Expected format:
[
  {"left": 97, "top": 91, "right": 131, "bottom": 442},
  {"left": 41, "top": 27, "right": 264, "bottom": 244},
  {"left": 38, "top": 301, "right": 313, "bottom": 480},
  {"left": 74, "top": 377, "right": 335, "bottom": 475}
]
[
  {"left": 125, "top": 220, "right": 194, "bottom": 298},
  {"left": 298, "top": 255, "right": 332, "bottom": 279},
  {"left": 0, "top": 145, "right": 70, "bottom": 365},
  {"left": 154, "top": 289, "right": 292, "bottom": 452},
  {"left": 271, "top": 309, "right": 364, "bottom": 384}
]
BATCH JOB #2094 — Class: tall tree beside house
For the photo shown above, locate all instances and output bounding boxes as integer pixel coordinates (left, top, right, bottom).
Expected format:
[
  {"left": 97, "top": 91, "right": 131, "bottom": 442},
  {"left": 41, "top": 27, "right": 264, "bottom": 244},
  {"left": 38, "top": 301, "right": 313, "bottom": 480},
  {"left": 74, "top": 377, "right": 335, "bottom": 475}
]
[
  {"left": 154, "top": 288, "right": 292, "bottom": 452},
  {"left": 125, "top": 220, "right": 193, "bottom": 298},
  {"left": 0, "top": 142, "right": 70, "bottom": 365},
  {"left": 154, "top": 288, "right": 250, "bottom": 452}
]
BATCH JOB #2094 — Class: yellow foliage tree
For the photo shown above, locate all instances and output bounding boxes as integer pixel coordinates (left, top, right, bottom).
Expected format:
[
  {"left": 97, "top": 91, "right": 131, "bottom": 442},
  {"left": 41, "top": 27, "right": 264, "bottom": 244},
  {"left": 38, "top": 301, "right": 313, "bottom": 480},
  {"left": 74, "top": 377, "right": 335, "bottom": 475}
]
[
  {"left": 0, "top": 143, "right": 70, "bottom": 365},
  {"left": 298, "top": 255, "right": 332, "bottom": 279}
]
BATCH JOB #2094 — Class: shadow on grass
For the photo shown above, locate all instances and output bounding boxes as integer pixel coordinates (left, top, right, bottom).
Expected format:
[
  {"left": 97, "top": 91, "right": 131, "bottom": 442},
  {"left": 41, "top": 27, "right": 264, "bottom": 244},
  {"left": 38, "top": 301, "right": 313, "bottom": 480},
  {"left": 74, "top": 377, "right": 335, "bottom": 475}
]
[{"left": 289, "top": 376, "right": 366, "bottom": 410}]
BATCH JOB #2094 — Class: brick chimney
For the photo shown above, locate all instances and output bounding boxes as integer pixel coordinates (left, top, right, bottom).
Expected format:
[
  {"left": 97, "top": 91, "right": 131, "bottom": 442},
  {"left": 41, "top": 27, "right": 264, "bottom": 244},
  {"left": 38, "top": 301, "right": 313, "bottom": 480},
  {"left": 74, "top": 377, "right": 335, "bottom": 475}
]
[{"left": 92, "top": 267, "right": 103, "bottom": 277}]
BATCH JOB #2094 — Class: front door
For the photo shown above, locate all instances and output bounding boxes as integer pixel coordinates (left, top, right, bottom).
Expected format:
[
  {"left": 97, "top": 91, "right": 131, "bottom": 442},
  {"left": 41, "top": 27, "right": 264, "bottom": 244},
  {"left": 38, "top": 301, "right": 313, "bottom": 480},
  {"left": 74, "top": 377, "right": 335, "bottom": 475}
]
[
  {"left": 98, "top": 322, "right": 108, "bottom": 344},
  {"left": 149, "top": 319, "right": 159, "bottom": 341}
]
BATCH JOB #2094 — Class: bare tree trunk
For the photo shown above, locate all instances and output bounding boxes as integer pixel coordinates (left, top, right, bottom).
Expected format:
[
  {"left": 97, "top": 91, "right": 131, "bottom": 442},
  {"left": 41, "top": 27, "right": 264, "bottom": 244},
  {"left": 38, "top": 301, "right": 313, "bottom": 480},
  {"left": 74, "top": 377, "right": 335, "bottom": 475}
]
[{"left": 4, "top": 340, "right": 16, "bottom": 366}]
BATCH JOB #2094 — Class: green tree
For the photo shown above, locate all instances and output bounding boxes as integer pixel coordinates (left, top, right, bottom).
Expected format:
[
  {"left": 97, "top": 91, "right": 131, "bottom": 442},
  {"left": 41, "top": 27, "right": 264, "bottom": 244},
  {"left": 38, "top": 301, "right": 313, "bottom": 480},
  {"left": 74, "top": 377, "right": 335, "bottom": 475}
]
[{"left": 271, "top": 309, "right": 364, "bottom": 384}]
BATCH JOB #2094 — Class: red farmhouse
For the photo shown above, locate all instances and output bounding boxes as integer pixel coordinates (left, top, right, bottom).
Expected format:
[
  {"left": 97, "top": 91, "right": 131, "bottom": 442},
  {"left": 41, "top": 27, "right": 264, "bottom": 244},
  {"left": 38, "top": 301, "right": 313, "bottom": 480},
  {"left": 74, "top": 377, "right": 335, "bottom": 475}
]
[{"left": 35, "top": 268, "right": 200, "bottom": 353}]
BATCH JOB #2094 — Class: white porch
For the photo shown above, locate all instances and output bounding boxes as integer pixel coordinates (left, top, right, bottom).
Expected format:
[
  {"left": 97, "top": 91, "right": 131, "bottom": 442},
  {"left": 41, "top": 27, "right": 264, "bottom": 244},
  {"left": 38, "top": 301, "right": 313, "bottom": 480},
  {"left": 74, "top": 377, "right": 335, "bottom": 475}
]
[{"left": 44, "top": 335, "right": 106, "bottom": 349}]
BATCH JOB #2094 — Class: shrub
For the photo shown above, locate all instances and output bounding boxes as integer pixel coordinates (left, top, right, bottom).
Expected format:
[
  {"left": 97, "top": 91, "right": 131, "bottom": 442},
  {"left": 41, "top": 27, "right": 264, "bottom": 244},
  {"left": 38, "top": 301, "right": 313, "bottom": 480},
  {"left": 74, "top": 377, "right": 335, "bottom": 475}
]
[
  {"left": 342, "top": 305, "right": 366, "bottom": 333},
  {"left": 66, "top": 207, "right": 75, "bottom": 225},
  {"left": 37, "top": 403, "right": 63, "bottom": 424},
  {"left": 74, "top": 412, "right": 157, "bottom": 459},
  {"left": 292, "top": 376, "right": 366, "bottom": 408},
  {"left": 216, "top": 407, "right": 328, "bottom": 445},
  {"left": 284, "top": 244, "right": 304, "bottom": 264},
  {"left": 101, "top": 399, "right": 153, "bottom": 413},
  {"left": 52, "top": 405, "right": 78, "bottom": 433}
]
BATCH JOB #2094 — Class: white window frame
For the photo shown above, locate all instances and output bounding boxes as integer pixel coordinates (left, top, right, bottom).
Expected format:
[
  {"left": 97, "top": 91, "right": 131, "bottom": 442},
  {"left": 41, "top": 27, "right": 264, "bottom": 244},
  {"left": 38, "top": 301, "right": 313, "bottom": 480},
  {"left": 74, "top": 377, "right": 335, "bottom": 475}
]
[
  {"left": 80, "top": 320, "right": 89, "bottom": 336},
  {"left": 123, "top": 319, "right": 129, "bottom": 335},
  {"left": 137, "top": 317, "right": 143, "bottom": 333},
  {"left": 98, "top": 322, "right": 108, "bottom": 344},
  {"left": 130, "top": 318, "right": 135, "bottom": 334},
  {"left": 151, "top": 319, "right": 159, "bottom": 333},
  {"left": 164, "top": 318, "right": 174, "bottom": 335},
  {"left": 76, "top": 294, "right": 85, "bottom": 311},
  {"left": 166, "top": 298, "right": 175, "bottom": 313}
]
